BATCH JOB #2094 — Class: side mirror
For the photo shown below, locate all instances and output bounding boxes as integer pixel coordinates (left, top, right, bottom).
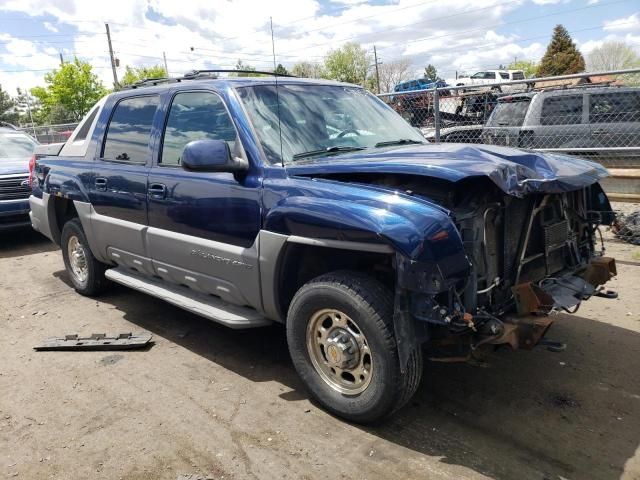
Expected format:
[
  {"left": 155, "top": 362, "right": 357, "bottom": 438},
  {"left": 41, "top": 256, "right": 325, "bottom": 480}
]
[{"left": 181, "top": 139, "right": 247, "bottom": 173}]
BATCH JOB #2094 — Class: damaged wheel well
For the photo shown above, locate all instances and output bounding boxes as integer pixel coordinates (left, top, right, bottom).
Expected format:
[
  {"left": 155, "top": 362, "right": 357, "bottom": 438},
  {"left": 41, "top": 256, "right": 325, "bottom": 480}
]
[{"left": 276, "top": 243, "right": 394, "bottom": 319}]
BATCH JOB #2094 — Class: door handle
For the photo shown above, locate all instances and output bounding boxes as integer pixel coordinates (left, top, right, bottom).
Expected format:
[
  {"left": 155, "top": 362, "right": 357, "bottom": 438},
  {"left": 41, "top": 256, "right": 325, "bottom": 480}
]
[
  {"left": 148, "top": 183, "right": 167, "bottom": 199},
  {"left": 592, "top": 129, "right": 607, "bottom": 135},
  {"left": 95, "top": 177, "right": 107, "bottom": 191}
]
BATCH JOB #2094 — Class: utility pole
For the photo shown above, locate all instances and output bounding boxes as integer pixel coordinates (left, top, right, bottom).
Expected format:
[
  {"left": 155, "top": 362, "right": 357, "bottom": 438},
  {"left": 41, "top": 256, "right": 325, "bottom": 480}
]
[
  {"left": 163, "top": 51, "right": 169, "bottom": 76},
  {"left": 105, "top": 23, "right": 119, "bottom": 89},
  {"left": 373, "top": 45, "right": 381, "bottom": 94},
  {"left": 59, "top": 53, "right": 64, "bottom": 66},
  {"left": 269, "top": 17, "right": 276, "bottom": 71}
]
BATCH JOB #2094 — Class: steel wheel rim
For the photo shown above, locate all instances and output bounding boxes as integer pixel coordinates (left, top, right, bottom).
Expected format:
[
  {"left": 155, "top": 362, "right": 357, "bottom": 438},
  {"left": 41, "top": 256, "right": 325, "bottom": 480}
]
[
  {"left": 67, "top": 235, "right": 88, "bottom": 284},
  {"left": 306, "top": 308, "right": 373, "bottom": 395}
]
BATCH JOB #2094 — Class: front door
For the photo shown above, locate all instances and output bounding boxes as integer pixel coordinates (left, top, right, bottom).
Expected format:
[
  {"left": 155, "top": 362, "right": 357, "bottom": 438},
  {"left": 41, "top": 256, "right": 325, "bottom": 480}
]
[
  {"left": 146, "top": 90, "right": 263, "bottom": 309},
  {"left": 87, "top": 95, "right": 160, "bottom": 272}
]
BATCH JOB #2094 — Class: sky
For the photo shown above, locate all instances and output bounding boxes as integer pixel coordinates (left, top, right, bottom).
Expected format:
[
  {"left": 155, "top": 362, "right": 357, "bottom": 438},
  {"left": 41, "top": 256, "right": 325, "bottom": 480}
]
[{"left": 0, "top": 0, "right": 638, "bottom": 94}]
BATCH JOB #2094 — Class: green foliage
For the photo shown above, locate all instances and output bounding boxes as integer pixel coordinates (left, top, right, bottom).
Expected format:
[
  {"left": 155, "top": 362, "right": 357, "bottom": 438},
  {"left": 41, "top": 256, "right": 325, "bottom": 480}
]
[
  {"left": 507, "top": 60, "right": 538, "bottom": 78},
  {"left": 291, "top": 61, "right": 325, "bottom": 79},
  {"left": 586, "top": 41, "right": 640, "bottom": 86},
  {"left": 14, "top": 88, "right": 41, "bottom": 125},
  {"left": 537, "top": 25, "right": 585, "bottom": 77},
  {"left": 423, "top": 64, "right": 440, "bottom": 82},
  {"left": 120, "top": 65, "right": 167, "bottom": 86},
  {"left": 323, "top": 42, "right": 371, "bottom": 85},
  {"left": 31, "top": 58, "right": 107, "bottom": 123},
  {"left": 231, "top": 60, "right": 260, "bottom": 77},
  {"left": 274, "top": 63, "right": 289, "bottom": 76},
  {"left": 0, "top": 85, "right": 18, "bottom": 124}
]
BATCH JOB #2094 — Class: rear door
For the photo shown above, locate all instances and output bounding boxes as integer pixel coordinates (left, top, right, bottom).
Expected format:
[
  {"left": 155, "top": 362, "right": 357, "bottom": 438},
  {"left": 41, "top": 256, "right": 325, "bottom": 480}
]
[
  {"left": 588, "top": 90, "right": 640, "bottom": 148},
  {"left": 88, "top": 95, "right": 160, "bottom": 272},
  {"left": 531, "top": 94, "right": 589, "bottom": 148},
  {"left": 146, "top": 89, "right": 263, "bottom": 309}
]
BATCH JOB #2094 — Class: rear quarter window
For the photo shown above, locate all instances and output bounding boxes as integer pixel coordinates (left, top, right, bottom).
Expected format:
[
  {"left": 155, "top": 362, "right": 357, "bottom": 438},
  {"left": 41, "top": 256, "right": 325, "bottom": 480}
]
[
  {"left": 540, "top": 95, "right": 583, "bottom": 126},
  {"left": 102, "top": 95, "right": 160, "bottom": 163},
  {"left": 589, "top": 91, "right": 640, "bottom": 123}
]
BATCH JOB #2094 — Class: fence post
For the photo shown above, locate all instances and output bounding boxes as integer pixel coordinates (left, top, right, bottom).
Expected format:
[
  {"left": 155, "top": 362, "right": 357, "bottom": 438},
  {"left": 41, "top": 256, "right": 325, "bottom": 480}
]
[{"left": 433, "top": 87, "right": 440, "bottom": 143}]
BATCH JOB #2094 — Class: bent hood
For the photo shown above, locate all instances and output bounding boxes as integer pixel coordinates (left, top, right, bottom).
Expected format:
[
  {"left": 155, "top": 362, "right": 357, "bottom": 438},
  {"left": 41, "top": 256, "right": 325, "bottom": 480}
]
[{"left": 286, "top": 143, "right": 608, "bottom": 197}]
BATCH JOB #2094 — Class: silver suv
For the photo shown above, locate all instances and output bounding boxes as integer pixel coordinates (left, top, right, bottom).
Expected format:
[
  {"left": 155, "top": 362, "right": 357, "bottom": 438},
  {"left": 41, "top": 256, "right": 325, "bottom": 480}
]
[{"left": 480, "top": 86, "right": 640, "bottom": 149}]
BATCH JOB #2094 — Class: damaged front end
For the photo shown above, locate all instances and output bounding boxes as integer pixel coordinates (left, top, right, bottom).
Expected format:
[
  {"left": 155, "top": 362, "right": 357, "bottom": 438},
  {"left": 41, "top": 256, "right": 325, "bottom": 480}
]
[{"left": 394, "top": 181, "right": 617, "bottom": 366}]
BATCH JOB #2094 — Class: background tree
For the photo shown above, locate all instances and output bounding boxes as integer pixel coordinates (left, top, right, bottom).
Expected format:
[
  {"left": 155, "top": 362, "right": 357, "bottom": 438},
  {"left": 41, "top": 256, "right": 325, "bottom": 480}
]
[
  {"left": 378, "top": 59, "right": 412, "bottom": 93},
  {"left": 291, "top": 61, "right": 325, "bottom": 79},
  {"left": 0, "top": 86, "right": 18, "bottom": 124},
  {"left": 273, "top": 63, "right": 289, "bottom": 75},
  {"left": 120, "top": 65, "right": 167, "bottom": 86},
  {"left": 31, "top": 58, "right": 107, "bottom": 123},
  {"left": 14, "top": 88, "right": 41, "bottom": 126},
  {"left": 587, "top": 41, "right": 640, "bottom": 86},
  {"left": 424, "top": 64, "right": 440, "bottom": 82},
  {"left": 537, "top": 24, "right": 585, "bottom": 77},
  {"left": 586, "top": 41, "right": 640, "bottom": 71},
  {"left": 231, "top": 59, "right": 259, "bottom": 77},
  {"left": 508, "top": 59, "right": 538, "bottom": 78},
  {"left": 323, "top": 42, "right": 370, "bottom": 85}
]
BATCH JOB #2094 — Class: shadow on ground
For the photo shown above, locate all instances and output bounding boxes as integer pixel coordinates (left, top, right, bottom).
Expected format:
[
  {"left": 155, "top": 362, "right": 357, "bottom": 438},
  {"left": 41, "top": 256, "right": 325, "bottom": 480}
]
[
  {"left": 0, "top": 229, "right": 56, "bottom": 258},
  {"left": 57, "top": 268, "right": 640, "bottom": 480}
]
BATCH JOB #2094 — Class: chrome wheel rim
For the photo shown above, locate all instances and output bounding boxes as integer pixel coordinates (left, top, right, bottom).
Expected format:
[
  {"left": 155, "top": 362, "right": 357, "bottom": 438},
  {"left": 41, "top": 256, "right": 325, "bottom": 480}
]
[
  {"left": 67, "top": 235, "right": 88, "bottom": 284},
  {"left": 306, "top": 309, "right": 373, "bottom": 395}
]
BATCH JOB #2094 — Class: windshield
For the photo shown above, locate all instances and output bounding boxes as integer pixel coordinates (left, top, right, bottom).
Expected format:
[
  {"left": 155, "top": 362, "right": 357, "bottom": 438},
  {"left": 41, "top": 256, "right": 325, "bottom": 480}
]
[
  {"left": 237, "top": 84, "right": 425, "bottom": 164},
  {"left": 487, "top": 98, "right": 531, "bottom": 127},
  {"left": 0, "top": 132, "right": 36, "bottom": 159}
]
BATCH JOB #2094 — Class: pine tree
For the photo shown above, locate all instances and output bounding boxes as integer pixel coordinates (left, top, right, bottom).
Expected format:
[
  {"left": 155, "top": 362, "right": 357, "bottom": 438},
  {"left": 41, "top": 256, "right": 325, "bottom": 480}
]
[
  {"left": 537, "top": 25, "right": 585, "bottom": 77},
  {"left": 424, "top": 64, "right": 439, "bottom": 81}
]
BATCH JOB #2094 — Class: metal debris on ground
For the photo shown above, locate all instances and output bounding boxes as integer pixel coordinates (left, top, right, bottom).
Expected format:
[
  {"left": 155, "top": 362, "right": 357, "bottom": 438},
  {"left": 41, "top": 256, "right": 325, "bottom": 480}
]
[
  {"left": 613, "top": 210, "right": 640, "bottom": 245},
  {"left": 34, "top": 333, "right": 152, "bottom": 351}
]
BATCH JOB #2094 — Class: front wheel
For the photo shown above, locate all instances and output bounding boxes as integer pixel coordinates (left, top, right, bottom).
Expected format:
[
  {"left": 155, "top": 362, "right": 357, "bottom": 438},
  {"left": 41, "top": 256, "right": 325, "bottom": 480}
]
[
  {"left": 286, "top": 271, "right": 423, "bottom": 423},
  {"left": 61, "top": 218, "right": 111, "bottom": 296}
]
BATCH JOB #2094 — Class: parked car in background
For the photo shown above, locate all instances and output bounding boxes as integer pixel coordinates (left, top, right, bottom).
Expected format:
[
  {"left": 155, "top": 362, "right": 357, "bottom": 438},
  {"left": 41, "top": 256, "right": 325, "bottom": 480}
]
[
  {"left": 452, "top": 70, "right": 526, "bottom": 92},
  {"left": 0, "top": 125, "right": 37, "bottom": 231},
  {"left": 480, "top": 86, "right": 640, "bottom": 149},
  {"left": 393, "top": 78, "right": 447, "bottom": 93}
]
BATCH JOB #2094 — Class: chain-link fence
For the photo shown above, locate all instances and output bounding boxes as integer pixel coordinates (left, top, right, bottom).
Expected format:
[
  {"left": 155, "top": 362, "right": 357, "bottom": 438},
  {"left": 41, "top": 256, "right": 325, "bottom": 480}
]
[
  {"left": 20, "top": 123, "right": 78, "bottom": 145},
  {"left": 379, "top": 68, "right": 640, "bottom": 208}
]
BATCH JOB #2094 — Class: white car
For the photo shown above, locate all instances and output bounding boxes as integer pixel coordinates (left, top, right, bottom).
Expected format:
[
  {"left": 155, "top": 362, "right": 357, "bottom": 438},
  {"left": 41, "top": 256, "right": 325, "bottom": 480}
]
[{"left": 452, "top": 70, "right": 526, "bottom": 91}]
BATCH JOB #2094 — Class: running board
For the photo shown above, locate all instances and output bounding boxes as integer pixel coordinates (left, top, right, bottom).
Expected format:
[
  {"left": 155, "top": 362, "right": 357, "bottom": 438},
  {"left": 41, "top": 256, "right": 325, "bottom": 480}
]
[{"left": 105, "top": 267, "right": 272, "bottom": 329}]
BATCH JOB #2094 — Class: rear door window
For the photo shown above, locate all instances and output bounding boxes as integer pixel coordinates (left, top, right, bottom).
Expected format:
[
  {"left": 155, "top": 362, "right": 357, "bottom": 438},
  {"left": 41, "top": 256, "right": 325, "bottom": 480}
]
[
  {"left": 102, "top": 95, "right": 159, "bottom": 163},
  {"left": 512, "top": 72, "right": 525, "bottom": 80},
  {"left": 540, "top": 95, "right": 583, "bottom": 125},
  {"left": 160, "top": 91, "right": 237, "bottom": 166},
  {"left": 589, "top": 91, "right": 640, "bottom": 123},
  {"left": 499, "top": 72, "right": 509, "bottom": 79},
  {"left": 487, "top": 99, "right": 531, "bottom": 126}
]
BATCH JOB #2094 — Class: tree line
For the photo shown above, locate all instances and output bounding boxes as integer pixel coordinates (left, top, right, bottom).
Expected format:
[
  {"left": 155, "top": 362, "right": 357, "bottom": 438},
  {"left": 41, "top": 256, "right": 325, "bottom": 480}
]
[{"left": 1, "top": 24, "right": 637, "bottom": 127}]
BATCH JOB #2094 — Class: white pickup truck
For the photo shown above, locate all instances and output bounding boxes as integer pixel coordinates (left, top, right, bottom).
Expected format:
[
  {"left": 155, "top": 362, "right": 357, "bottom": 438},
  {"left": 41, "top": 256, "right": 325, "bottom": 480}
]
[{"left": 452, "top": 70, "right": 526, "bottom": 91}]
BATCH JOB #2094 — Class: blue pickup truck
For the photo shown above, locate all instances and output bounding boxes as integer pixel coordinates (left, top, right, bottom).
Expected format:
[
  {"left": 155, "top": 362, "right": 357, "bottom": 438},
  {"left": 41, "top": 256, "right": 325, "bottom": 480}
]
[{"left": 29, "top": 73, "right": 617, "bottom": 422}]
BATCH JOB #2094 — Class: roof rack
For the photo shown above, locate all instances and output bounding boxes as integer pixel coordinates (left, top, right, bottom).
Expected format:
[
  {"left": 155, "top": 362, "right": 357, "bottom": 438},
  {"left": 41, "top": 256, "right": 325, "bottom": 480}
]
[{"left": 123, "top": 69, "right": 296, "bottom": 90}]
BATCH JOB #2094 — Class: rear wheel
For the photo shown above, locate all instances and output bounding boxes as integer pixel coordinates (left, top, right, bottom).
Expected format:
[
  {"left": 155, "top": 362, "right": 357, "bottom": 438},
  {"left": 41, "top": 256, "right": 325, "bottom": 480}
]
[
  {"left": 286, "top": 271, "right": 423, "bottom": 423},
  {"left": 61, "top": 218, "right": 111, "bottom": 296}
]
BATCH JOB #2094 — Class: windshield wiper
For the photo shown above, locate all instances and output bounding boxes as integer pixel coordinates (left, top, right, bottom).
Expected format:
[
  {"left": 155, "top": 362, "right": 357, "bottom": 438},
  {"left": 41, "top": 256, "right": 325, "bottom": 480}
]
[
  {"left": 374, "top": 139, "right": 425, "bottom": 148},
  {"left": 292, "top": 145, "right": 365, "bottom": 160}
]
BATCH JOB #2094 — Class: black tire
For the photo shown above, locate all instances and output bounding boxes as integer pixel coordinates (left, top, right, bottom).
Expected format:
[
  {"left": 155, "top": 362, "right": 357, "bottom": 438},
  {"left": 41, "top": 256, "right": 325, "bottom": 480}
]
[
  {"left": 60, "top": 218, "right": 111, "bottom": 296},
  {"left": 286, "top": 271, "right": 423, "bottom": 423}
]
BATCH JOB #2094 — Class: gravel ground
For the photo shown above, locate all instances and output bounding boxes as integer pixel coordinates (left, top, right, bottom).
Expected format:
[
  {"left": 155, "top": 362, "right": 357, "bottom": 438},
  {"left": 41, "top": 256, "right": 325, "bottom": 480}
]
[{"left": 1, "top": 223, "right": 639, "bottom": 480}]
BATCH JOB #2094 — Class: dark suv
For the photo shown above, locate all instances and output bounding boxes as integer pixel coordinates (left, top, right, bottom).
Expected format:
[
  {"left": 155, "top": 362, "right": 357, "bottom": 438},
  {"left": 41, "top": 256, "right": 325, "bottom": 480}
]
[{"left": 480, "top": 86, "right": 640, "bottom": 149}]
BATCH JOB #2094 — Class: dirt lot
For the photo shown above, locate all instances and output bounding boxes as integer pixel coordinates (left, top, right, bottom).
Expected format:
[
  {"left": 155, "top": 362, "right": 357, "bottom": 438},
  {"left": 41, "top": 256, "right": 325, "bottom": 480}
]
[{"left": 1, "top": 218, "right": 640, "bottom": 479}]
